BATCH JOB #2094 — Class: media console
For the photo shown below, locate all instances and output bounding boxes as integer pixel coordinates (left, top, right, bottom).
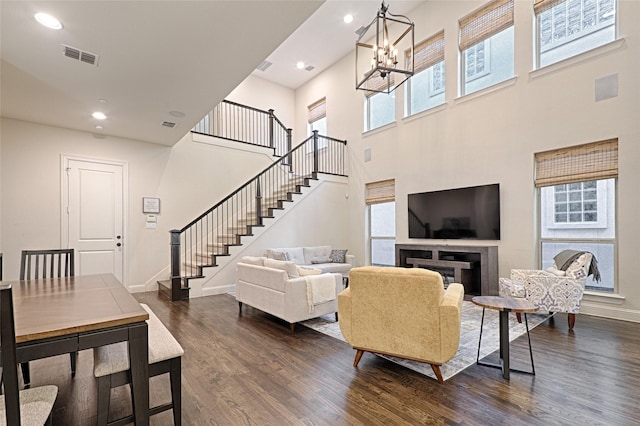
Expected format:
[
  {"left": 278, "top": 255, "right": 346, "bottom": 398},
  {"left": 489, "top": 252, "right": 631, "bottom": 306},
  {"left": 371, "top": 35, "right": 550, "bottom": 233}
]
[{"left": 395, "top": 244, "right": 498, "bottom": 298}]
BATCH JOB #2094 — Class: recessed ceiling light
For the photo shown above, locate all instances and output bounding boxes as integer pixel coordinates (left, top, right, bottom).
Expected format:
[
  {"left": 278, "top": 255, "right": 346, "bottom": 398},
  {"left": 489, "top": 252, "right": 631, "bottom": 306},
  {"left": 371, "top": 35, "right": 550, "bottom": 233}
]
[
  {"left": 296, "top": 61, "right": 305, "bottom": 70},
  {"left": 344, "top": 14, "right": 354, "bottom": 24},
  {"left": 98, "top": 99, "right": 107, "bottom": 104},
  {"left": 95, "top": 125, "right": 104, "bottom": 131},
  {"left": 35, "top": 13, "right": 63, "bottom": 30},
  {"left": 92, "top": 112, "right": 107, "bottom": 120},
  {"left": 169, "top": 110, "right": 186, "bottom": 118}
]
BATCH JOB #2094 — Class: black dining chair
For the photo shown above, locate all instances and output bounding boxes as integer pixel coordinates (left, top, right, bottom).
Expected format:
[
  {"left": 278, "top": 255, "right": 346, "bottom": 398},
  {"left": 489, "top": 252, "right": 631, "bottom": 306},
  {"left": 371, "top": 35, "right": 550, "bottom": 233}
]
[
  {"left": 19, "top": 249, "right": 76, "bottom": 388},
  {"left": 1, "top": 284, "right": 58, "bottom": 425}
]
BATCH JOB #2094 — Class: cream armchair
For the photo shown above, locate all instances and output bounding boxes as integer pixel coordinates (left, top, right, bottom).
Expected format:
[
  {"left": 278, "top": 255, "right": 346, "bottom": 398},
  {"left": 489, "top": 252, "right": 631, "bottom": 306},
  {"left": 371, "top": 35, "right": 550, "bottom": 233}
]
[
  {"left": 338, "top": 266, "right": 464, "bottom": 384},
  {"left": 499, "top": 252, "right": 594, "bottom": 330}
]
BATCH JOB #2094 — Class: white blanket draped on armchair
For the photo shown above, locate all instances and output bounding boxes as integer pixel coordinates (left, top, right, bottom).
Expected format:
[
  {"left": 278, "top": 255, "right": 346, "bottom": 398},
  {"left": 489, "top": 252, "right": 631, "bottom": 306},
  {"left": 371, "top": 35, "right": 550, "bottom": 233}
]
[{"left": 305, "top": 274, "right": 337, "bottom": 314}]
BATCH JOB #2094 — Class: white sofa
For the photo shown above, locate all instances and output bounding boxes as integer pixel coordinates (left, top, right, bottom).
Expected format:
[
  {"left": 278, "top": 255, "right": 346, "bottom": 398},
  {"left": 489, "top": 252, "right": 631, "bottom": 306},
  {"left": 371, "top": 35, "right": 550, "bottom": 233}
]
[
  {"left": 235, "top": 256, "right": 344, "bottom": 333},
  {"left": 265, "top": 245, "right": 355, "bottom": 276}
]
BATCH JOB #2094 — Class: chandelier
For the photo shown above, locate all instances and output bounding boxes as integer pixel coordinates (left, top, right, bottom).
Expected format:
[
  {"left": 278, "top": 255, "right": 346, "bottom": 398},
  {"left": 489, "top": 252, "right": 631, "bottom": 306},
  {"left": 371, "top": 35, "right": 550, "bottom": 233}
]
[{"left": 356, "top": 1, "right": 415, "bottom": 94}]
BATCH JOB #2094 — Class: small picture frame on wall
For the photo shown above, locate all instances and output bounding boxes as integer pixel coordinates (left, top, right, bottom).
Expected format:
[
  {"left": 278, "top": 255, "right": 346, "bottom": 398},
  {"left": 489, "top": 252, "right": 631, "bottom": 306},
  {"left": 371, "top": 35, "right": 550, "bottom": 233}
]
[{"left": 143, "top": 197, "right": 160, "bottom": 214}]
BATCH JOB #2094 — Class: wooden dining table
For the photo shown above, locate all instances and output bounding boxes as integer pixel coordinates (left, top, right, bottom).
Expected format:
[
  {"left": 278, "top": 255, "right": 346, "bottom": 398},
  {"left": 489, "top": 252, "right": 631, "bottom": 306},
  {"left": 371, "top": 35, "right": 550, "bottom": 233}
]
[{"left": 8, "top": 273, "right": 150, "bottom": 425}]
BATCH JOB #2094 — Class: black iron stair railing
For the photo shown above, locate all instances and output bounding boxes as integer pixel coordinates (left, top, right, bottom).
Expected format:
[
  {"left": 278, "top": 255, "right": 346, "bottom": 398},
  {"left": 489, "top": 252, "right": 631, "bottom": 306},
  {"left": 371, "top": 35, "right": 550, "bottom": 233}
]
[
  {"left": 168, "top": 131, "right": 347, "bottom": 301},
  {"left": 192, "top": 99, "right": 292, "bottom": 157}
]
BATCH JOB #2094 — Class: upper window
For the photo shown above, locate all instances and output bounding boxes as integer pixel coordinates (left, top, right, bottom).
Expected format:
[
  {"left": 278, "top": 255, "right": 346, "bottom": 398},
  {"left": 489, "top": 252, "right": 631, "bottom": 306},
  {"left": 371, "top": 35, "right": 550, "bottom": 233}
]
[
  {"left": 365, "top": 76, "right": 395, "bottom": 131},
  {"left": 459, "top": 0, "right": 514, "bottom": 96},
  {"left": 535, "top": 0, "right": 617, "bottom": 68},
  {"left": 405, "top": 30, "right": 446, "bottom": 116},
  {"left": 307, "top": 98, "right": 327, "bottom": 151},
  {"left": 308, "top": 97, "right": 327, "bottom": 136}
]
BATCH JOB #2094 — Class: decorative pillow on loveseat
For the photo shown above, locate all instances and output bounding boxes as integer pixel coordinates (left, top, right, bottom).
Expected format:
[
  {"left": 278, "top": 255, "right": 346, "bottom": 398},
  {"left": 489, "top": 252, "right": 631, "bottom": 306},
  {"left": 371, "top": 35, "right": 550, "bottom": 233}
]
[
  {"left": 240, "top": 256, "right": 266, "bottom": 266},
  {"left": 311, "top": 256, "right": 331, "bottom": 264},
  {"left": 264, "top": 258, "right": 300, "bottom": 279},
  {"left": 329, "top": 249, "right": 348, "bottom": 263}
]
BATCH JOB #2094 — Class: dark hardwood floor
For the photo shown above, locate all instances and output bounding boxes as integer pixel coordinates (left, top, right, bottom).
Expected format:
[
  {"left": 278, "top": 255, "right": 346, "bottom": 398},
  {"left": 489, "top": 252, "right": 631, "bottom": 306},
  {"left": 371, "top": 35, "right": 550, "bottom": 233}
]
[{"left": 27, "top": 291, "right": 639, "bottom": 425}]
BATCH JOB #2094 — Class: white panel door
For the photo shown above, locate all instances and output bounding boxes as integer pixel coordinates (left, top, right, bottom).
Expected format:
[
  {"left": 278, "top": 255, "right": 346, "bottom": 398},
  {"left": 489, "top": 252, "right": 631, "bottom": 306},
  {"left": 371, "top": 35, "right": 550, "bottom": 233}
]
[{"left": 64, "top": 157, "right": 125, "bottom": 283}]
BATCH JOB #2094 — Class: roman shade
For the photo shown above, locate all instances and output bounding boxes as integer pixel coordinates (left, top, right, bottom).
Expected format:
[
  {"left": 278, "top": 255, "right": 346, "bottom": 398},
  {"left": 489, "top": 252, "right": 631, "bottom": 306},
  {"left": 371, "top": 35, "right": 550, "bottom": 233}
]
[
  {"left": 409, "top": 30, "right": 445, "bottom": 73},
  {"left": 307, "top": 98, "right": 326, "bottom": 123},
  {"left": 365, "top": 179, "right": 395, "bottom": 204},
  {"left": 365, "top": 74, "right": 395, "bottom": 97},
  {"left": 459, "top": 0, "right": 514, "bottom": 51},
  {"left": 533, "top": 0, "right": 566, "bottom": 15},
  {"left": 534, "top": 138, "right": 618, "bottom": 187}
]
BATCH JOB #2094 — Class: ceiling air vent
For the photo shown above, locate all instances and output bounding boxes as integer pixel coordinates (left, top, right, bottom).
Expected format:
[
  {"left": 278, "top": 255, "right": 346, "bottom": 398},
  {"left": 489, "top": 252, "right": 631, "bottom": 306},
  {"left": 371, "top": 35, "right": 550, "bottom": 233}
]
[
  {"left": 256, "top": 60, "right": 272, "bottom": 72},
  {"left": 62, "top": 44, "right": 99, "bottom": 66},
  {"left": 305, "top": 65, "right": 315, "bottom": 72},
  {"left": 161, "top": 121, "right": 176, "bottom": 128},
  {"left": 355, "top": 26, "right": 367, "bottom": 37}
]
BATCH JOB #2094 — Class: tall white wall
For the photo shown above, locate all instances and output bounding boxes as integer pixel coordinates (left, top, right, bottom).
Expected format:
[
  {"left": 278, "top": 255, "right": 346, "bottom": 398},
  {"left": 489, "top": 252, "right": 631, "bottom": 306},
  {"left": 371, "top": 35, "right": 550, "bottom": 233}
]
[
  {"left": 0, "top": 117, "right": 277, "bottom": 289},
  {"left": 226, "top": 74, "right": 298, "bottom": 141},
  {"left": 294, "top": 0, "right": 640, "bottom": 322}
]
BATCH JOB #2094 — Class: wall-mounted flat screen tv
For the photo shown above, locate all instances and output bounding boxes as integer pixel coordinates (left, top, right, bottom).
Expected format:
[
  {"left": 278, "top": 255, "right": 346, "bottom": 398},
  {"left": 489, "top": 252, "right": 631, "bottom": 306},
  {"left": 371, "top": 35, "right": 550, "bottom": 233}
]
[{"left": 408, "top": 183, "right": 500, "bottom": 240}]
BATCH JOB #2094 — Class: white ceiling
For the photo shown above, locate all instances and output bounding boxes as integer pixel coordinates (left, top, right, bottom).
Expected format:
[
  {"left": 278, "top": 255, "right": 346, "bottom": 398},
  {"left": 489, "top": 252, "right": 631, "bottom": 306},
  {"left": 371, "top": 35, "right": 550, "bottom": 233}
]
[
  {"left": 253, "top": 0, "right": 424, "bottom": 89},
  {"left": 0, "top": 1, "right": 424, "bottom": 146}
]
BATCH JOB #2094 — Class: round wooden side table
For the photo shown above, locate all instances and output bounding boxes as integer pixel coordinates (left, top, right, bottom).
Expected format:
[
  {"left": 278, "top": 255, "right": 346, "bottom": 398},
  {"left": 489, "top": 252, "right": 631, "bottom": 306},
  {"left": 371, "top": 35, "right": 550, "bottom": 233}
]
[{"left": 472, "top": 296, "right": 539, "bottom": 380}]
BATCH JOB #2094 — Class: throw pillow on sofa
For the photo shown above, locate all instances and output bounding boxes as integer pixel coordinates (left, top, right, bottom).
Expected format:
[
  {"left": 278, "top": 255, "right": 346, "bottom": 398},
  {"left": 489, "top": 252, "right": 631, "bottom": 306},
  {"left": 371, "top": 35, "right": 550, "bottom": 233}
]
[
  {"left": 264, "top": 258, "right": 300, "bottom": 279},
  {"left": 297, "top": 266, "right": 322, "bottom": 276},
  {"left": 311, "top": 256, "right": 331, "bottom": 264},
  {"left": 329, "top": 249, "right": 348, "bottom": 263},
  {"left": 269, "top": 251, "right": 289, "bottom": 261},
  {"left": 303, "top": 246, "right": 332, "bottom": 264}
]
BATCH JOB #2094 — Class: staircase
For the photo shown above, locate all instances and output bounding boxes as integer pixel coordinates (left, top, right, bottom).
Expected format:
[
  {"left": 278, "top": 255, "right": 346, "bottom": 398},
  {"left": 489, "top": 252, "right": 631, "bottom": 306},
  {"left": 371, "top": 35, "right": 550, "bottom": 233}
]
[{"left": 158, "top": 131, "right": 347, "bottom": 301}]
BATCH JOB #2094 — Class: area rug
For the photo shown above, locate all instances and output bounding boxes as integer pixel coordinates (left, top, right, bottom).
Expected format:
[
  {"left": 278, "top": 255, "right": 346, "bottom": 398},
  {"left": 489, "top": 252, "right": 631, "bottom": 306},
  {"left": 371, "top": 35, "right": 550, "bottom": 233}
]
[{"left": 300, "top": 301, "right": 550, "bottom": 382}]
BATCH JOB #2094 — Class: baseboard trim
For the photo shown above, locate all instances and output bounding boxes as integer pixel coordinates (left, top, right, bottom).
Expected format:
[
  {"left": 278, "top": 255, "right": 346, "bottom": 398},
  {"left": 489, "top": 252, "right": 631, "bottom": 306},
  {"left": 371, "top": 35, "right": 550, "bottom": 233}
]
[
  {"left": 580, "top": 302, "right": 640, "bottom": 323},
  {"left": 201, "top": 284, "right": 235, "bottom": 298},
  {"left": 128, "top": 284, "right": 148, "bottom": 294}
]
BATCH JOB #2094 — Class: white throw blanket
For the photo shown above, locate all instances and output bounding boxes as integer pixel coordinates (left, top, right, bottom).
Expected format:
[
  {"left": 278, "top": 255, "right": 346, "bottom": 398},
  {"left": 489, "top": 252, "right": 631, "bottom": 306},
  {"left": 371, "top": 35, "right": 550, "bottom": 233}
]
[{"left": 305, "top": 274, "right": 336, "bottom": 314}]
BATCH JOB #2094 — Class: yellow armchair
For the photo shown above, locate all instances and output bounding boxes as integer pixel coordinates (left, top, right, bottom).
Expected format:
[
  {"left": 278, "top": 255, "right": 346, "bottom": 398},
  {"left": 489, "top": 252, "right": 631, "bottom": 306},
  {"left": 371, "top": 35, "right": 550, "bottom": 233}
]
[{"left": 338, "top": 266, "right": 464, "bottom": 384}]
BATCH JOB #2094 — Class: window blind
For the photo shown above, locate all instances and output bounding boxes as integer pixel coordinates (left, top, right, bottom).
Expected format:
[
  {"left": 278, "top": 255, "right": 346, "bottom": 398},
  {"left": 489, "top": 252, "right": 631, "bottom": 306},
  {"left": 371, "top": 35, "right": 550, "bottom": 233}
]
[
  {"left": 307, "top": 98, "right": 326, "bottom": 123},
  {"left": 459, "top": 0, "right": 514, "bottom": 51},
  {"left": 533, "top": 0, "right": 566, "bottom": 15},
  {"left": 409, "top": 30, "right": 445, "bottom": 73},
  {"left": 364, "top": 74, "right": 396, "bottom": 97},
  {"left": 365, "top": 179, "right": 396, "bottom": 204},
  {"left": 534, "top": 139, "right": 618, "bottom": 187}
]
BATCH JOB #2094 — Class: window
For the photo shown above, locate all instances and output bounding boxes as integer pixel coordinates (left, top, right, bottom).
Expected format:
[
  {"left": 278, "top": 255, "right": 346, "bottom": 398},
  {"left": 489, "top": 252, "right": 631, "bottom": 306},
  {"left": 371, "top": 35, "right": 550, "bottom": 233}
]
[
  {"left": 535, "top": 0, "right": 617, "bottom": 68},
  {"left": 307, "top": 98, "right": 327, "bottom": 136},
  {"left": 406, "top": 31, "right": 446, "bottom": 116},
  {"left": 364, "top": 75, "right": 395, "bottom": 131},
  {"left": 536, "top": 139, "right": 618, "bottom": 293},
  {"left": 366, "top": 180, "right": 396, "bottom": 266},
  {"left": 370, "top": 202, "right": 396, "bottom": 266},
  {"left": 307, "top": 98, "right": 327, "bottom": 152},
  {"left": 459, "top": 0, "right": 514, "bottom": 96}
]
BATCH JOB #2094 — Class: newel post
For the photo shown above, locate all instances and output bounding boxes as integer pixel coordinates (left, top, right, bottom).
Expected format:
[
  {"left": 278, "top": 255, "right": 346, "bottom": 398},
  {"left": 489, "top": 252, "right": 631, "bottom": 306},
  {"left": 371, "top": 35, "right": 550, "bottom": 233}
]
[
  {"left": 312, "top": 130, "right": 319, "bottom": 175},
  {"left": 255, "top": 177, "right": 263, "bottom": 226},
  {"left": 268, "top": 109, "right": 275, "bottom": 149},
  {"left": 286, "top": 128, "right": 293, "bottom": 172},
  {"left": 170, "top": 229, "right": 182, "bottom": 301}
]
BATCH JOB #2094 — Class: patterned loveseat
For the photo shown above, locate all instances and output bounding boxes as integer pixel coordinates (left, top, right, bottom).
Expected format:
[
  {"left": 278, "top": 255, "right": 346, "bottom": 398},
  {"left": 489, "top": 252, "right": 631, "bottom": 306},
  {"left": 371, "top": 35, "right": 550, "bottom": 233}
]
[{"left": 499, "top": 252, "right": 594, "bottom": 330}]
